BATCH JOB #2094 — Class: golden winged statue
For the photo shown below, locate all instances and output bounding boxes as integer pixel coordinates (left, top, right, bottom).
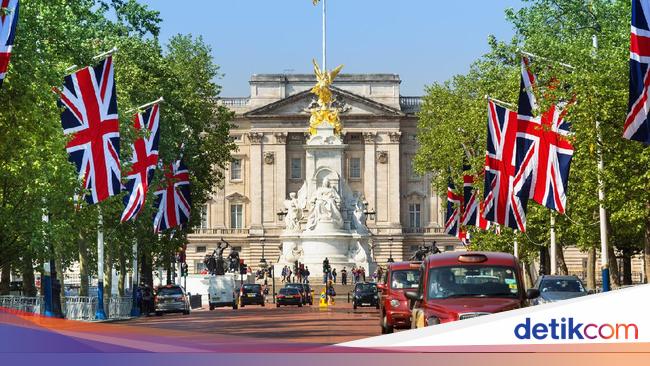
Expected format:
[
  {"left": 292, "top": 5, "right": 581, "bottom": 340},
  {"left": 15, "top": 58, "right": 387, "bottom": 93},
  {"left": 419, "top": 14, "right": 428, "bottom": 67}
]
[{"left": 310, "top": 59, "right": 343, "bottom": 106}]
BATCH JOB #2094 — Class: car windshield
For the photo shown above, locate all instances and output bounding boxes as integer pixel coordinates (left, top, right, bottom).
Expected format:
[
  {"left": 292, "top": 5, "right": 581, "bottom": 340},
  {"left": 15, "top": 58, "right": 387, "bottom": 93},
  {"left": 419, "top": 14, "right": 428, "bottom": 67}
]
[
  {"left": 286, "top": 284, "right": 304, "bottom": 290},
  {"left": 390, "top": 270, "right": 420, "bottom": 289},
  {"left": 355, "top": 283, "right": 377, "bottom": 293},
  {"left": 242, "top": 284, "right": 261, "bottom": 292},
  {"left": 157, "top": 287, "right": 183, "bottom": 296},
  {"left": 427, "top": 266, "right": 519, "bottom": 300},
  {"left": 280, "top": 288, "right": 298, "bottom": 295},
  {"left": 540, "top": 279, "right": 585, "bottom": 293}
]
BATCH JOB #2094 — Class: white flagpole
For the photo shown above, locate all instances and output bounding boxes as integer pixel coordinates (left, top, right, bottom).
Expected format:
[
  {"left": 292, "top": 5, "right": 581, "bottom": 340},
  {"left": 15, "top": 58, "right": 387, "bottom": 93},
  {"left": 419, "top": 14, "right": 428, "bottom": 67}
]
[
  {"left": 550, "top": 211, "right": 557, "bottom": 275},
  {"left": 322, "top": 0, "right": 327, "bottom": 70},
  {"left": 96, "top": 209, "right": 107, "bottom": 319},
  {"left": 130, "top": 238, "right": 139, "bottom": 316},
  {"left": 513, "top": 231, "right": 519, "bottom": 258}
]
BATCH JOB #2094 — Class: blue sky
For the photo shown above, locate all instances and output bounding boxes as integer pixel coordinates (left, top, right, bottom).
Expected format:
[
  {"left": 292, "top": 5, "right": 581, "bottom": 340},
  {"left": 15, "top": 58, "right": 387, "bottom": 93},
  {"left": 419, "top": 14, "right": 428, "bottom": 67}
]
[{"left": 140, "top": 0, "right": 522, "bottom": 97}]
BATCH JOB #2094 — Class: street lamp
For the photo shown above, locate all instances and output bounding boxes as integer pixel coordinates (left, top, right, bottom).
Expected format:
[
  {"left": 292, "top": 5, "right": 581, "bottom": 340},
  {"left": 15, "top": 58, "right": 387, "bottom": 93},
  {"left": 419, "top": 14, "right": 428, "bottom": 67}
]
[
  {"left": 362, "top": 200, "right": 376, "bottom": 220},
  {"left": 259, "top": 237, "right": 267, "bottom": 269},
  {"left": 387, "top": 237, "right": 394, "bottom": 263}
]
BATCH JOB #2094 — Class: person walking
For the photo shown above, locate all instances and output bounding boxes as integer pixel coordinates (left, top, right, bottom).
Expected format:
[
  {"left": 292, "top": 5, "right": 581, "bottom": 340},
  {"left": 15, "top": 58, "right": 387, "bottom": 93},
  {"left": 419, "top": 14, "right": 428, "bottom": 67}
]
[
  {"left": 341, "top": 267, "right": 347, "bottom": 285},
  {"left": 361, "top": 267, "right": 366, "bottom": 282},
  {"left": 304, "top": 266, "right": 310, "bottom": 283},
  {"left": 332, "top": 268, "right": 337, "bottom": 284}
]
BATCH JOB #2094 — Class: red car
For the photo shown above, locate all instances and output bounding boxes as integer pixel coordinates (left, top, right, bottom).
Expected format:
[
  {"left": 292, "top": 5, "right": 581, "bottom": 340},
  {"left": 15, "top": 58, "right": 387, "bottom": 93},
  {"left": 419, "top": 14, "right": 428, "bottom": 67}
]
[
  {"left": 406, "top": 252, "right": 539, "bottom": 328},
  {"left": 378, "top": 261, "right": 422, "bottom": 334}
]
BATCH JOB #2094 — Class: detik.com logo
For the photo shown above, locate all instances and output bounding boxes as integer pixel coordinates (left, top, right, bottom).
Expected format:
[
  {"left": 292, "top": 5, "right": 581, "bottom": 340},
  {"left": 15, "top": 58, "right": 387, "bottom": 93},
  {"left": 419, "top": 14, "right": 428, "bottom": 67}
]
[{"left": 514, "top": 318, "right": 638, "bottom": 340}]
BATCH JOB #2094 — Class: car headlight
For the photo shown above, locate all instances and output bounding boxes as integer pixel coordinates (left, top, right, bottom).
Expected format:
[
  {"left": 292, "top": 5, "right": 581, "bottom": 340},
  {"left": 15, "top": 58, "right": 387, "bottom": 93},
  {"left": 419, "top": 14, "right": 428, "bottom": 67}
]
[
  {"left": 374, "top": 295, "right": 378, "bottom": 299},
  {"left": 535, "top": 297, "right": 549, "bottom": 304},
  {"left": 390, "top": 299, "right": 400, "bottom": 308},
  {"left": 426, "top": 316, "right": 440, "bottom": 326}
]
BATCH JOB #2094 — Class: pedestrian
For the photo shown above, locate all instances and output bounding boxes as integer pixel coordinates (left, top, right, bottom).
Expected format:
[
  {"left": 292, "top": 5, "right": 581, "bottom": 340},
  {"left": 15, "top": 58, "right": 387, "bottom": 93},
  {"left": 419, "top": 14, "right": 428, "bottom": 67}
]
[
  {"left": 332, "top": 268, "right": 337, "bottom": 283},
  {"left": 288, "top": 268, "right": 292, "bottom": 283},
  {"left": 281, "top": 266, "right": 286, "bottom": 283},
  {"left": 341, "top": 267, "right": 347, "bottom": 285},
  {"left": 326, "top": 280, "right": 336, "bottom": 304},
  {"left": 304, "top": 266, "right": 310, "bottom": 283},
  {"left": 361, "top": 267, "right": 366, "bottom": 282}
]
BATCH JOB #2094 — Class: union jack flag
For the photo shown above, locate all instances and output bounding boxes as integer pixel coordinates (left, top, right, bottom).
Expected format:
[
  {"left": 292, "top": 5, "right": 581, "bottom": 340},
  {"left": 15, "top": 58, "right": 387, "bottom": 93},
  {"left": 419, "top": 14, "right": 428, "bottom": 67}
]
[
  {"left": 57, "top": 56, "right": 120, "bottom": 204},
  {"left": 120, "top": 104, "right": 161, "bottom": 222},
  {"left": 461, "top": 166, "right": 491, "bottom": 230},
  {"left": 153, "top": 159, "right": 191, "bottom": 233},
  {"left": 483, "top": 100, "right": 527, "bottom": 231},
  {"left": 444, "top": 180, "right": 463, "bottom": 237},
  {"left": 513, "top": 57, "right": 574, "bottom": 214},
  {"left": 624, "top": 0, "right": 650, "bottom": 144},
  {"left": 0, "top": 0, "right": 19, "bottom": 88}
]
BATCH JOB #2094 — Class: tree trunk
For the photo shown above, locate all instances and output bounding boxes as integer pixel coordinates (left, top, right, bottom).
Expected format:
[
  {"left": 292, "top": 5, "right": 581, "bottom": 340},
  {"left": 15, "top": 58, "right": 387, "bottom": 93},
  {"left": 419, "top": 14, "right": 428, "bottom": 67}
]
[
  {"left": 22, "top": 253, "right": 36, "bottom": 297},
  {"left": 622, "top": 250, "right": 632, "bottom": 285},
  {"left": 141, "top": 251, "right": 153, "bottom": 289},
  {"left": 523, "top": 261, "right": 535, "bottom": 288},
  {"left": 556, "top": 243, "right": 569, "bottom": 275},
  {"left": 0, "top": 263, "right": 10, "bottom": 295},
  {"left": 103, "top": 250, "right": 112, "bottom": 315},
  {"left": 587, "top": 247, "right": 596, "bottom": 290},
  {"left": 607, "top": 244, "right": 620, "bottom": 288},
  {"left": 118, "top": 249, "right": 126, "bottom": 297},
  {"left": 78, "top": 234, "right": 89, "bottom": 297}
]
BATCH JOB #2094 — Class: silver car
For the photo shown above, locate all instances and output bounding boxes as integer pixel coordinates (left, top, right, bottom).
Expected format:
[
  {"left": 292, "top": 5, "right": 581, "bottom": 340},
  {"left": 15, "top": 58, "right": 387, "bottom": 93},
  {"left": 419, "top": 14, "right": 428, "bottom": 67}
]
[
  {"left": 530, "top": 275, "right": 589, "bottom": 305},
  {"left": 154, "top": 285, "right": 191, "bottom": 316}
]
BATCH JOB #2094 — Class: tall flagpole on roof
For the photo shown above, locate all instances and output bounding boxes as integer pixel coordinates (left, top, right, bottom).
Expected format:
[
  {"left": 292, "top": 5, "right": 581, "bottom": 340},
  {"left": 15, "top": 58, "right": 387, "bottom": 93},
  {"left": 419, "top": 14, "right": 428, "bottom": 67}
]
[{"left": 322, "top": 0, "right": 327, "bottom": 70}]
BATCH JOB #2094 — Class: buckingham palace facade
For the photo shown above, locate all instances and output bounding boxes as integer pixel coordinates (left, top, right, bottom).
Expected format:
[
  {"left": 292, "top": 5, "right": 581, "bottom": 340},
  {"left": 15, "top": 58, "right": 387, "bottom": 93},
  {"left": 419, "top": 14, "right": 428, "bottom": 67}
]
[{"left": 185, "top": 73, "right": 462, "bottom": 274}]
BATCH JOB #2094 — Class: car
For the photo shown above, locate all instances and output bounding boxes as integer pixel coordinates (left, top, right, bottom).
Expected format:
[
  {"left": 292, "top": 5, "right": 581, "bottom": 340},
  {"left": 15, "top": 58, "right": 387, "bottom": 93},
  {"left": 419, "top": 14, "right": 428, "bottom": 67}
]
[
  {"left": 352, "top": 282, "right": 380, "bottom": 310},
  {"left": 276, "top": 287, "right": 303, "bottom": 307},
  {"left": 530, "top": 275, "right": 589, "bottom": 305},
  {"left": 406, "top": 252, "right": 539, "bottom": 328},
  {"left": 377, "top": 261, "right": 422, "bottom": 334},
  {"left": 154, "top": 284, "right": 191, "bottom": 316},
  {"left": 208, "top": 275, "right": 238, "bottom": 310},
  {"left": 285, "top": 283, "right": 312, "bottom": 305},
  {"left": 239, "top": 283, "right": 265, "bottom": 307}
]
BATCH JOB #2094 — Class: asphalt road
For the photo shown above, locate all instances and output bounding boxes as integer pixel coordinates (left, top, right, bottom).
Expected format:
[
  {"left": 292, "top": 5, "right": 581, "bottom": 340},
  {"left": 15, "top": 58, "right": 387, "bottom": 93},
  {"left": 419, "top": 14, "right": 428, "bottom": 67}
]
[{"left": 124, "top": 301, "right": 382, "bottom": 344}]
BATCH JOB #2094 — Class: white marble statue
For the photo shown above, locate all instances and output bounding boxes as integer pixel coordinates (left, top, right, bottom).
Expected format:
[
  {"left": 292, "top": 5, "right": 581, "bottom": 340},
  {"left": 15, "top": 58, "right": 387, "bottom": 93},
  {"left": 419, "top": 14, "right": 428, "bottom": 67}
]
[
  {"left": 283, "top": 192, "right": 302, "bottom": 232},
  {"left": 348, "top": 241, "right": 369, "bottom": 264},
  {"left": 306, "top": 178, "right": 343, "bottom": 230},
  {"left": 351, "top": 193, "right": 369, "bottom": 234}
]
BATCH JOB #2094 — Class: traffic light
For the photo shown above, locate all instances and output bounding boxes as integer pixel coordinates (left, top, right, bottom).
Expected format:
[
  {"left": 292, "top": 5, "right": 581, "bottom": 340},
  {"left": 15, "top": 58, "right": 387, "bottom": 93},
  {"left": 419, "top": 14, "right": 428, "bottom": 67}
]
[
  {"left": 240, "top": 262, "right": 247, "bottom": 275},
  {"left": 181, "top": 263, "right": 188, "bottom": 277}
]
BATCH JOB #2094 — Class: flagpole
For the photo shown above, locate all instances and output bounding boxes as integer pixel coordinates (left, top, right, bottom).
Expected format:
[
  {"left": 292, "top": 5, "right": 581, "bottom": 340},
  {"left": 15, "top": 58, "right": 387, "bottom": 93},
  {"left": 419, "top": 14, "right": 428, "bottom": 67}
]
[
  {"left": 96, "top": 209, "right": 107, "bottom": 320},
  {"left": 513, "top": 230, "right": 519, "bottom": 258},
  {"left": 125, "top": 97, "right": 164, "bottom": 115},
  {"left": 550, "top": 211, "right": 557, "bottom": 275},
  {"left": 130, "top": 237, "right": 140, "bottom": 317},
  {"left": 322, "top": 0, "right": 327, "bottom": 70},
  {"left": 593, "top": 34, "right": 610, "bottom": 292}
]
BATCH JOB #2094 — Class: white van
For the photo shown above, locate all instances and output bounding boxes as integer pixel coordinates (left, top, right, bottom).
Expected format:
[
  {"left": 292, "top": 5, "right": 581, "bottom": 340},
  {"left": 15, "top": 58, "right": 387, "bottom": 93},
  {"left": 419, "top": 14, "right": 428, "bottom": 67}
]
[{"left": 207, "top": 274, "right": 238, "bottom": 310}]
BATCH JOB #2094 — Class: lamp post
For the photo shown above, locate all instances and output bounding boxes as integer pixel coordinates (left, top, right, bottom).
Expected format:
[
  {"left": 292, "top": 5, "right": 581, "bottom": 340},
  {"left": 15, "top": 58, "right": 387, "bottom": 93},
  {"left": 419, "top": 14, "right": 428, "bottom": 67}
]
[
  {"left": 388, "top": 237, "right": 394, "bottom": 263},
  {"left": 362, "top": 200, "right": 376, "bottom": 221}
]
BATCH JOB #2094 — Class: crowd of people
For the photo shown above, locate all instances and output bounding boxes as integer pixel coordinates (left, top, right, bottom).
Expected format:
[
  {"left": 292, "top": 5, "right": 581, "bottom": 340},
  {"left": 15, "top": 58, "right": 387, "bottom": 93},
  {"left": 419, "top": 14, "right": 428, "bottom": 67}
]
[{"left": 280, "top": 263, "right": 310, "bottom": 283}]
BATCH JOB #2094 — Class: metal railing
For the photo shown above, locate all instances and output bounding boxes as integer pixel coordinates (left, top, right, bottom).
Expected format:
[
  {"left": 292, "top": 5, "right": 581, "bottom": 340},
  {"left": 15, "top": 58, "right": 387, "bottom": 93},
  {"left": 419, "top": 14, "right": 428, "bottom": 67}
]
[
  {"left": 0, "top": 296, "right": 43, "bottom": 314},
  {"left": 402, "top": 227, "right": 444, "bottom": 234},
  {"left": 191, "top": 228, "right": 250, "bottom": 235},
  {"left": 0, "top": 295, "right": 132, "bottom": 321},
  {"left": 399, "top": 96, "right": 423, "bottom": 113},
  {"left": 217, "top": 97, "right": 250, "bottom": 107}
]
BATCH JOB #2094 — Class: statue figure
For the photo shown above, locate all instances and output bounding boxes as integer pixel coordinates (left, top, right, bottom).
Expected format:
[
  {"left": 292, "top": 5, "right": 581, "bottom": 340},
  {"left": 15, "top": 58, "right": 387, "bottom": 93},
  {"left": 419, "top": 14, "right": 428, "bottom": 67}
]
[
  {"left": 311, "top": 59, "right": 344, "bottom": 106},
  {"left": 351, "top": 193, "right": 368, "bottom": 234},
  {"left": 203, "top": 238, "right": 230, "bottom": 275},
  {"left": 409, "top": 241, "right": 440, "bottom": 261},
  {"left": 227, "top": 248, "right": 240, "bottom": 272},
  {"left": 306, "top": 178, "right": 343, "bottom": 230},
  {"left": 283, "top": 192, "right": 302, "bottom": 232},
  {"left": 348, "top": 241, "right": 368, "bottom": 264}
]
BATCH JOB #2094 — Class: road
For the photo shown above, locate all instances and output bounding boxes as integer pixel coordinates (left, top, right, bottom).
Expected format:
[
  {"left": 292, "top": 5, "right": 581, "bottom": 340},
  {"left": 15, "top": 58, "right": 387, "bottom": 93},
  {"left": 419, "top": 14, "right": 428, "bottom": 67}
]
[{"left": 124, "top": 301, "right": 382, "bottom": 344}]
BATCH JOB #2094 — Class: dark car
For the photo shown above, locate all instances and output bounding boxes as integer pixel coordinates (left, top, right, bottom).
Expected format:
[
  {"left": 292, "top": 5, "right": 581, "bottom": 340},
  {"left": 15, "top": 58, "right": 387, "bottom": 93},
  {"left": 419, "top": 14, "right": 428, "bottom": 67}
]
[
  {"left": 353, "top": 282, "right": 380, "bottom": 309},
  {"left": 154, "top": 285, "right": 190, "bottom": 316},
  {"left": 378, "top": 261, "right": 421, "bottom": 333},
  {"left": 285, "top": 283, "right": 312, "bottom": 305},
  {"left": 239, "top": 283, "right": 265, "bottom": 307},
  {"left": 530, "top": 275, "right": 588, "bottom": 305},
  {"left": 276, "top": 287, "right": 303, "bottom": 307},
  {"left": 407, "top": 252, "right": 539, "bottom": 328}
]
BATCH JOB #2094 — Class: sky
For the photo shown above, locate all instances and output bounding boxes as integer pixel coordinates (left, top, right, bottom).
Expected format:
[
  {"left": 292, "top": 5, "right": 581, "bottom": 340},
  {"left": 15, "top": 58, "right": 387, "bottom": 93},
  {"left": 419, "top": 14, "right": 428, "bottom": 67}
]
[{"left": 139, "top": 0, "right": 523, "bottom": 97}]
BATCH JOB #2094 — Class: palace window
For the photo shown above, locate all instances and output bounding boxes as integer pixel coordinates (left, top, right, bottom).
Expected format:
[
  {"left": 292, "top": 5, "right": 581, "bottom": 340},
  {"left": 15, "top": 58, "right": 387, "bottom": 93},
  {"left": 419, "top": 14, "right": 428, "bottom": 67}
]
[
  {"left": 408, "top": 203, "right": 421, "bottom": 228},
  {"left": 196, "top": 246, "right": 206, "bottom": 253},
  {"left": 349, "top": 157, "right": 361, "bottom": 179},
  {"left": 444, "top": 245, "right": 455, "bottom": 252},
  {"left": 231, "top": 158, "right": 242, "bottom": 181},
  {"left": 230, "top": 204, "right": 243, "bottom": 229},
  {"left": 195, "top": 262, "right": 207, "bottom": 274},
  {"left": 200, "top": 204, "right": 208, "bottom": 229},
  {"left": 290, "top": 158, "right": 302, "bottom": 179}
]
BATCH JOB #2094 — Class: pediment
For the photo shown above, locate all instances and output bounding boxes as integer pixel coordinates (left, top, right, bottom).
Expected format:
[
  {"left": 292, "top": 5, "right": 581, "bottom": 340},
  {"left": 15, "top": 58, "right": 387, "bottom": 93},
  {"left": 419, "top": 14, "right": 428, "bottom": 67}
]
[
  {"left": 225, "top": 192, "right": 249, "bottom": 202},
  {"left": 244, "top": 87, "right": 404, "bottom": 118}
]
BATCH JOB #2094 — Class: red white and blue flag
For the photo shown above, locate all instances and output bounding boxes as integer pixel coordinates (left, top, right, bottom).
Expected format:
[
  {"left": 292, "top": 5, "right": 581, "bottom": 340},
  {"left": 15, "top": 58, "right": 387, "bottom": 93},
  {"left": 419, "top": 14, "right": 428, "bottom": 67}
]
[
  {"left": 57, "top": 56, "right": 120, "bottom": 204},
  {"left": 444, "top": 180, "right": 463, "bottom": 237},
  {"left": 0, "top": 0, "right": 19, "bottom": 88},
  {"left": 483, "top": 100, "right": 527, "bottom": 231},
  {"left": 461, "top": 166, "right": 491, "bottom": 230},
  {"left": 120, "top": 104, "right": 161, "bottom": 222},
  {"left": 513, "top": 57, "right": 574, "bottom": 214},
  {"left": 153, "top": 159, "right": 191, "bottom": 233},
  {"left": 624, "top": 0, "right": 650, "bottom": 144}
]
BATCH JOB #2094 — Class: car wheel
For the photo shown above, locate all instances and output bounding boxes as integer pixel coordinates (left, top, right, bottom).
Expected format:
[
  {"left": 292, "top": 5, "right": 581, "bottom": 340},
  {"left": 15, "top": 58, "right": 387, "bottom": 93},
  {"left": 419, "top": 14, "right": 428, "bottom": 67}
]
[
  {"left": 353, "top": 302, "right": 357, "bottom": 310},
  {"left": 276, "top": 303, "right": 280, "bottom": 308},
  {"left": 209, "top": 304, "right": 215, "bottom": 311},
  {"left": 261, "top": 302, "right": 265, "bottom": 307},
  {"left": 240, "top": 303, "right": 245, "bottom": 308},
  {"left": 376, "top": 303, "right": 380, "bottom": 309},
  {"left": 298, "top": 303, "right": 302, "bottom": 307},
  {"left": 183, "top": 310, "right": 190, "bottom": 315},
  {"left": 155, "top": 311, "right": 162, "bottom": 316},
  {"left": 232, "top": 302, "right": 238, "bottom": 310}
]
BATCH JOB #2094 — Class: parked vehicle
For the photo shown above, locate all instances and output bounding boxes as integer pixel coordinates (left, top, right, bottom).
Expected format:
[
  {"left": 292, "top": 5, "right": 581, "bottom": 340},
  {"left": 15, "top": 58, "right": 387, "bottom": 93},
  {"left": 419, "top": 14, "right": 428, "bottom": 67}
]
[
  {"left": 208, "top": 275, "right": 238, "bottom": 310},
  {"left": 154, "top": 285, "right": 191, "bottom": 316},
  {"left": 239, "top": 283, "right": 265, "bottom": 307},
  {"left": 352, "top": 282, "right": 379, "bottom": 310},
  {"left": 378, "top": 261, "right": 421, "bottom": 333},
  {"left": 406, "top": 252, "right": 539, "bottom": 328},
  {"left": 530, "top": 275, "right": 588, "bottom": 305},
  {"left": 285, "top": 283, "right": 312, "bottom": 305},
  {"left": 276, "top": 287, "right": 303, "bottom": 307}
]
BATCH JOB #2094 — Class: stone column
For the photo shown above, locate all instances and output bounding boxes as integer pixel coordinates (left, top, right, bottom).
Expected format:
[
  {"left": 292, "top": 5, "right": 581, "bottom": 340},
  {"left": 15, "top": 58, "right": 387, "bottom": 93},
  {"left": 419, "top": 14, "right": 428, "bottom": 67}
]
[
  {"left": 274, "top": 132, "right": 287, "bottom": 226},
  {"left": 387, "top": 131, "right": 402, "bottom": 227},
  {"left": 363, "top": 132, "right": 377, "bottom": 227},
  {"left": 248, "top": 132, "right": 264, "bottom": 235}
]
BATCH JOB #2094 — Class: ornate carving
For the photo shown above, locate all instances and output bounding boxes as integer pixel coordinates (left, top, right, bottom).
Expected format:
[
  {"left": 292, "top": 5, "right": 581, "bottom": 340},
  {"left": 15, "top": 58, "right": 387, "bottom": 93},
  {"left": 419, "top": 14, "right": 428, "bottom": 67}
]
[
  {"left": 388, "top": 131, "right": 402, "bottom": 143},
  {"left": 274, "top": 132, "right": 287, "bottom": 144},
  {"left": 377, "top": 150, "right": 388, "bottom": 164},
  {"left": 362, "top": 132, "right": 377, "bottom": 144},
  {"left": 247, "top": 132, "right": 264, "bottom": 144},
  {"left": 264, "top": 152, "right": 275, "bottom": 165}
]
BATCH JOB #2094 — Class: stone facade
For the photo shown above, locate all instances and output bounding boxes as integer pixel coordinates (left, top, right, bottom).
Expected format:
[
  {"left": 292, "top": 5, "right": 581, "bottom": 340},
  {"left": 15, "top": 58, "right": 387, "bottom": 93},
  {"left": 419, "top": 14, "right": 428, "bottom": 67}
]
[{"left": 186, "top": 73, "right": 458, "bottom": 274}]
